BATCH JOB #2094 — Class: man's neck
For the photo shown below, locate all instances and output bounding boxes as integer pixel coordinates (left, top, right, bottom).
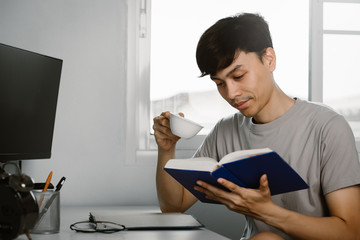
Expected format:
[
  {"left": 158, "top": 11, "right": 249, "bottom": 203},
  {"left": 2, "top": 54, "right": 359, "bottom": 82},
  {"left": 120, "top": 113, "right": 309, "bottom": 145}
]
[{"left": 253, "top": 88, "right": 295, "bottom": 124}]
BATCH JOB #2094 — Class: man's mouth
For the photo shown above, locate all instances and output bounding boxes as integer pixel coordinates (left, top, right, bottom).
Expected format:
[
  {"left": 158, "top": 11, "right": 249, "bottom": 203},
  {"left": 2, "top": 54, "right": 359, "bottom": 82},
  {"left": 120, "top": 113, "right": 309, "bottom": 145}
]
[
  {"left": 233, "top": 97, "right": 252, "bottom": 110},
  {"left": 234, "top": 100, "right": 249, "bottom": 110}
]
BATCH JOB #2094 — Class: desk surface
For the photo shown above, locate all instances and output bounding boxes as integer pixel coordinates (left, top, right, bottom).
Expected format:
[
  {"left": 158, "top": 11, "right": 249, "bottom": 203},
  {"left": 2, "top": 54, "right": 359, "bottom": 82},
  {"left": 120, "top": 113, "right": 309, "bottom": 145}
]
[{"left": 16, "top": 206, "right": 229, "bottom": 240}]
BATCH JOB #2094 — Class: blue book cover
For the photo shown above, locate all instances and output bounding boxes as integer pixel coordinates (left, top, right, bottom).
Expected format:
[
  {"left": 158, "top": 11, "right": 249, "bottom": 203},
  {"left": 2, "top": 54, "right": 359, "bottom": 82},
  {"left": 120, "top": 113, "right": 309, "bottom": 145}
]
[
  {"left": 164, "top": 148, "right": 309, "bottom": 204},
  {"left": 163, "top": 168, "right": 222, "bottom": 204}
]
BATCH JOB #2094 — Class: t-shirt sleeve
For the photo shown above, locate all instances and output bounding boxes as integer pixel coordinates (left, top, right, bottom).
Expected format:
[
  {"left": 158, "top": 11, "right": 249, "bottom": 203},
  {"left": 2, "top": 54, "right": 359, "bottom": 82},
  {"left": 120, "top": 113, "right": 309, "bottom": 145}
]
[{"left": 320, "top": 115, "right": 360, "bottom": 194}]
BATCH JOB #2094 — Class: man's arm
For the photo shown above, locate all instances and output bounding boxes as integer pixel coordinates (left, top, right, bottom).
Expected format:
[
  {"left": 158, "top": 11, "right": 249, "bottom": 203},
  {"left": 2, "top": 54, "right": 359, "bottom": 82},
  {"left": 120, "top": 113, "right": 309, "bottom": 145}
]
[
  {"left": 279, "top": 185, "right": 360, "bottom": 240},
  {"left": 196, "top": 175, "right": 360, "bottom": 240},
  {"left": 153, "top": 112, "right": 197, "bottom": 213}
]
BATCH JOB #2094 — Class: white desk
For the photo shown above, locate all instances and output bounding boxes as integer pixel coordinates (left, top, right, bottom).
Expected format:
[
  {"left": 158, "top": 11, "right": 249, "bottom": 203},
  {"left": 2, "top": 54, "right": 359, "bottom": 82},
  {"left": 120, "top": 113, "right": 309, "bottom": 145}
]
[{"left": 16, "top": 206, "right": 230, "bottom": 240}]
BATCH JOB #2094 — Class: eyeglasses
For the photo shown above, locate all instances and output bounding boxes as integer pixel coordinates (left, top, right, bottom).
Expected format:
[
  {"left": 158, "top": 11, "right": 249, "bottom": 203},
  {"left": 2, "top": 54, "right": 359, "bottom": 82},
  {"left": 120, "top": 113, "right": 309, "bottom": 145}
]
[{"left": 70, "top": 221, "right": 127, "bottom": 233}]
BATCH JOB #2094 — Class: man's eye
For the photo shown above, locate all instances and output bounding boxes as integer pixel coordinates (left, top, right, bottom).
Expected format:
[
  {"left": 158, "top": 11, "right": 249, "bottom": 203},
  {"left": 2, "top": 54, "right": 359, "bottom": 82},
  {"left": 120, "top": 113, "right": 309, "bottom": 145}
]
[{"left": 234, "top": 74, "right": 244, "bottom": 80}]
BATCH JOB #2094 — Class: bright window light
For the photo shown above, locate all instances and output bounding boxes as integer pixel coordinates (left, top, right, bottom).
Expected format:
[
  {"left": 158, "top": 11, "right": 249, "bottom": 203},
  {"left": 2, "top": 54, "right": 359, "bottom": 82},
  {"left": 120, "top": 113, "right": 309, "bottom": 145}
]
[{"left": 150, "top": 0, "right": 309, "bottom": 134}]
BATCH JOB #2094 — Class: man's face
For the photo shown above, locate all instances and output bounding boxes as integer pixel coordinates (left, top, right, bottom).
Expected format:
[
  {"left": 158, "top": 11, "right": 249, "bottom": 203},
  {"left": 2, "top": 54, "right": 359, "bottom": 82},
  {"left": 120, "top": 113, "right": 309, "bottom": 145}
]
[{"left": 210, "top": 48, "right": 276, "bottom": 122}]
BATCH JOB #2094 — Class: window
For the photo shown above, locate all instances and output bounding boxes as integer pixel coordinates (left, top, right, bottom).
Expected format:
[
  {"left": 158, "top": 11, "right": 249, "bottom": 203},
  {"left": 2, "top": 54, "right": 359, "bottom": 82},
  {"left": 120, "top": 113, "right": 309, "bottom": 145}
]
[
  {"left": 310, "top": 0, "right": 360, "bottom": 139},
  {"left": 125, "top": 0, "right": 359, "bottom": 164},
  {"left": 323, "top": 1, "right": 360, "bottom": 138},
  {"left": 150, "top": 0, "right": 309, "bottom": 136}
]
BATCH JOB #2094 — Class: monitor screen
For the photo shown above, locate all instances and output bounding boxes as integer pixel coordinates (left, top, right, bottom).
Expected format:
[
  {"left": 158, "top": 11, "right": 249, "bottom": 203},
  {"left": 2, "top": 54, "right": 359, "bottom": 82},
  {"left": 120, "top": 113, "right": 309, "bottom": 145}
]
[{"left": 0, "top": 43, "right": 62, "bottom": 161}]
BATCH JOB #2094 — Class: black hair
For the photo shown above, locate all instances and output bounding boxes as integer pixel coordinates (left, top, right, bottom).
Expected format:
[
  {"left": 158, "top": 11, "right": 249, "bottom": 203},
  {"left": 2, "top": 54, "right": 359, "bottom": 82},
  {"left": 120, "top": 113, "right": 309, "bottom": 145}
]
[{"left": 196, "top": 13, "right": 273, "bottom": 77}]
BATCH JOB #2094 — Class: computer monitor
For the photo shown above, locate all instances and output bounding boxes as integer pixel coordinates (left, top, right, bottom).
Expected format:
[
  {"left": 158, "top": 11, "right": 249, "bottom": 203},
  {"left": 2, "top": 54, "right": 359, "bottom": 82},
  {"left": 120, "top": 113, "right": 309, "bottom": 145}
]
[{"left": 0, "top": 43, "right": 63, "bottom": 161}]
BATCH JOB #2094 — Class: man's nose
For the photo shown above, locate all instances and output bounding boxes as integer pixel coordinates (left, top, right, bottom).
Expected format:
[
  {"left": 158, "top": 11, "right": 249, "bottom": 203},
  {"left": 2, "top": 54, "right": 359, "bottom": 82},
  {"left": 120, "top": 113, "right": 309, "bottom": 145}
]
[{"left": 226, "top": 80, "right": 241, "bottom": 99}]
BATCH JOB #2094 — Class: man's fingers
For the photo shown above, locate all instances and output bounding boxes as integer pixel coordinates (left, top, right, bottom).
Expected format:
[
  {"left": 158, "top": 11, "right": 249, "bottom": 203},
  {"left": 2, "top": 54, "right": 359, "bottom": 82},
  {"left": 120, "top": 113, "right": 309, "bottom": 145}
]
[{"left": 259, "top": 174, "right": 270, "bottom": 192}]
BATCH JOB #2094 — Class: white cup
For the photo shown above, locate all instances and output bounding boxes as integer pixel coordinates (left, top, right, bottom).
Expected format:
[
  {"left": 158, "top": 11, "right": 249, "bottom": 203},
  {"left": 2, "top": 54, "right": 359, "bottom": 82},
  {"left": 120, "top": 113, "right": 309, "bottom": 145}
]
[{"left": 169, "top": 113, "right": 203, "bottom": 139}]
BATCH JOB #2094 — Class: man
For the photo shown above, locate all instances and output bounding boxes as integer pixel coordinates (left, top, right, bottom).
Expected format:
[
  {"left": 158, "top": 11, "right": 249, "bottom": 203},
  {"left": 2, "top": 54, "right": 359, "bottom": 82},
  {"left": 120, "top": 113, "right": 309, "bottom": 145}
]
[{"left": 153, "top": 13, "right": 360, "bottom": 239}]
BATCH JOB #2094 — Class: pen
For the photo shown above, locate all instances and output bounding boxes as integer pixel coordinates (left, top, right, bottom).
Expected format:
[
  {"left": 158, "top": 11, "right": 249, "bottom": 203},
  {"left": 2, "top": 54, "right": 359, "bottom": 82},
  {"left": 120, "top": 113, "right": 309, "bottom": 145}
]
[
  {"left": 38, "top": 171, "right": 53, "bottom": 207},
  {"left": 55, "top": 176, "right": 66, "bottom": 191},
  {"left": 36, "top": 177, "right": 66, "bottom": 223}
]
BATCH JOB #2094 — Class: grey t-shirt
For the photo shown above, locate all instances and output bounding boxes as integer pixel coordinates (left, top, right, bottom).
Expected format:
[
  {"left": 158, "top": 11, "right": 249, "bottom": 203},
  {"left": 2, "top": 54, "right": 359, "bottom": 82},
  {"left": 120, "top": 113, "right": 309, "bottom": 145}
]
[{"left": 193, "top": 98, "right": 360, "bottom": 239}]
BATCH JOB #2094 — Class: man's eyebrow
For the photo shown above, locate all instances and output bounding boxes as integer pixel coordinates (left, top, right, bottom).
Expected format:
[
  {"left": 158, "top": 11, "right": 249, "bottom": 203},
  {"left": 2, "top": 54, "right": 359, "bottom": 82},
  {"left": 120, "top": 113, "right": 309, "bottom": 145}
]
[
  {"left": 226, "top": 65, "right": 243, "bottom": 77},
  {"left": 210, "top": 65, "right": 243, "bottom": 81}
]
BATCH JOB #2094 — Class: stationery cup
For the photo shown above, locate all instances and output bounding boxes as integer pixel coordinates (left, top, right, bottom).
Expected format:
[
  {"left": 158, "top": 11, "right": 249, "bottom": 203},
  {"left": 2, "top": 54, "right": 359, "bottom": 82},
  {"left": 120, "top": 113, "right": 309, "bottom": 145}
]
[{"left": 30, "top": 190, "right": 60, "bottom": 234}]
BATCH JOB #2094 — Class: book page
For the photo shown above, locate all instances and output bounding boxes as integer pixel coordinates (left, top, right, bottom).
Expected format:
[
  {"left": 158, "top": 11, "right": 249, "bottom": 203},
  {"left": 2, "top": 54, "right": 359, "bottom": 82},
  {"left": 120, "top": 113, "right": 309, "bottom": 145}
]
[
  {"left": 165, "top": 157, "right": 218, "bottom": 172},
  {"left": 218, "top": 148, "right": 272, "bottom": 165}
]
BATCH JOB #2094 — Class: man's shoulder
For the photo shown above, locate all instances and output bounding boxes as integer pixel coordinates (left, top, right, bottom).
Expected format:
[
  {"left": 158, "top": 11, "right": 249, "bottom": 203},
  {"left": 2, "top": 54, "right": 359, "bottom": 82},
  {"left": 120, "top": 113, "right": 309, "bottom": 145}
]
[
  {"left": 296, "top": 98, "right": 341, "bottom": 119},
  {"left": 295, "top": 99, "right": 350, "bottom": 133}
]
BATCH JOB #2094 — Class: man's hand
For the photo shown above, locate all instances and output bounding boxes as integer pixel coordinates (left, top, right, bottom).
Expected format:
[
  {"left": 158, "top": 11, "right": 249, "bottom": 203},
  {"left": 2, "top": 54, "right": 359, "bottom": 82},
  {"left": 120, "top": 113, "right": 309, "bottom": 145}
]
[
  {"left": 153, "top": 111, "right": 183, "bottom": 151},
  {"left": 194, "top": 174, "right": 276, "bottom": 220}
]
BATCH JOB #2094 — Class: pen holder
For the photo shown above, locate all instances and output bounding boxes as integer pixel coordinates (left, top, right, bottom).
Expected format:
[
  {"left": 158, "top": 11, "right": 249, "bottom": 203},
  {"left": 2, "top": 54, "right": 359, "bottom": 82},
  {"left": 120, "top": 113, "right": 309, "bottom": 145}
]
[{"left": 30, "top": 190, "right": 60, "bottom": 234}]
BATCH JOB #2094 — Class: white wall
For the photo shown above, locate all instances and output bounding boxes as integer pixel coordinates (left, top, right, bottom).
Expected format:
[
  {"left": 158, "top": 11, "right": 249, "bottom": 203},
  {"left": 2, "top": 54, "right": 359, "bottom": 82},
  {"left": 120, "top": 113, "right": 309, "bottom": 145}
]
[{"left": 0, "top": 0, "right": 159, "bottom": 206}]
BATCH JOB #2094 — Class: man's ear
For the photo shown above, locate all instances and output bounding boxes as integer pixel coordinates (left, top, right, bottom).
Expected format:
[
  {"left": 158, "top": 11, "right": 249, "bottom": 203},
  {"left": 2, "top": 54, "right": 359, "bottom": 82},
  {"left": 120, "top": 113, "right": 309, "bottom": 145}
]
[{"left": 262, "top": 47, "right": 276, "bottom": 72}]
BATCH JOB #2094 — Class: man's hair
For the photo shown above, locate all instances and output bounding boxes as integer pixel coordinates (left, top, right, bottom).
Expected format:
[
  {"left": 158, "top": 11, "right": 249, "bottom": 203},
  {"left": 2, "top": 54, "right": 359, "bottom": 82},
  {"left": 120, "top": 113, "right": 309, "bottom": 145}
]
[{"left": 196, "top": 13, "right": 273, "bottom": 77}]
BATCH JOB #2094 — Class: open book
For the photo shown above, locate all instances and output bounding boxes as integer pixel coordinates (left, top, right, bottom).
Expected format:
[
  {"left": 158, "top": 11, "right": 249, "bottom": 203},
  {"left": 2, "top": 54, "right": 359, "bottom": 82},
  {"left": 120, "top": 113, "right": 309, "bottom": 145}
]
[{"left": 164, "top": 148, "right": 309, "bottom": 204}]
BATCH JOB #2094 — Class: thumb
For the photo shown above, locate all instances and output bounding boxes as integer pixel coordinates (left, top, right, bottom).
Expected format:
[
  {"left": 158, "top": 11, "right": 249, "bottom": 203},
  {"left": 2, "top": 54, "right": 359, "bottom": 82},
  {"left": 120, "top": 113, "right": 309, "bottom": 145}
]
[{"left": 259, "top": 174, "right": 269, "bottom": 191}]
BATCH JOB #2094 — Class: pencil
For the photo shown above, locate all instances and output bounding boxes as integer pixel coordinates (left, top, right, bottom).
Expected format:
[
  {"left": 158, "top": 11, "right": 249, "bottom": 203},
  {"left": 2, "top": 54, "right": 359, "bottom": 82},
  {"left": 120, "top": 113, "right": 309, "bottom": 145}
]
[
  {"left": 38, "top": 171, "right": 53, "bottom": 207},
  {"left": 43, "top": 171, "right": 53, "bottom": 192},
  {"left": 25, "top": 231, "right": 32, "bottom": 240}
]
